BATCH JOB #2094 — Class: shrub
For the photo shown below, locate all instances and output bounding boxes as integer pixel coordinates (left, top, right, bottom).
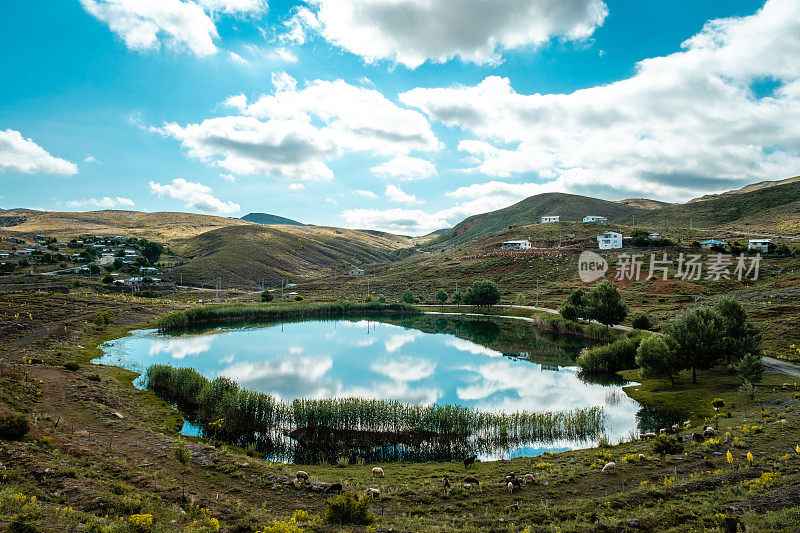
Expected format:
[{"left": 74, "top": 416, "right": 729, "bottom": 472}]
[
  {"left": 636, "top": 335, "right": 681, "bottom": 386},
  {"left": 101, "top": 274, "right": 113, "bottom": 284},
  {"left": 736, "top": 352, "right": 764, "bottom": 383},
  {"left": 651, "top": 434, "right": 683, "bottom": 456},
  {"left": 0, "top": 413, "right": 30, "bottom": 440},
  {"left": 435, "top": 289, "right": 448, "bottom": 305},
  {"left": 294, "top": 295, "right": 303, "bottom": 301},
  {"left": 260, "top": 291, "right": 274, "bottom": 303},
  {"left": 64, "top": 361, "right": 80, "bottom": 371},
  {"left": 401, "top": 289, "right": 414, "bottom": 304},
  {"left": 577, "top": 335, "right": 645, "bottom": 374},
  {"left": 324, "top": 492, "right": 374, "bottom": 525},
  {"left": 632, "top": 313, "right": 652, "bottom": 330},
  {"left": 377, "top": 295, "right": 386, "bottom": 303},
  {"left": 87, "top": 374, "right": 101, "bottom": 382},
  {"left": 464, "top": 280, "right": 500, "bottom": 307}
]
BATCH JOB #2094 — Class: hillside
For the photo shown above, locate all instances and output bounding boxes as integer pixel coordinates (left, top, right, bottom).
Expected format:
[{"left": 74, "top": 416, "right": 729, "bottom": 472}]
[
  {"left": 614, "top": 198, "right": 672, "bottom": 210},
  {"left": 688, "top": 175, "right": 800, "bottom": 203},
  {"left": 167, "top": 224, "right": 411, "bottom": 288},
  {"left": 0, "top": 209, "right": 249, "bottom": 242},
  {"left": 433, "top": 192, "right": 645, "bottom": 246},
  {"left": 241, "top": 212, "right": 306, "bottom": 226}
]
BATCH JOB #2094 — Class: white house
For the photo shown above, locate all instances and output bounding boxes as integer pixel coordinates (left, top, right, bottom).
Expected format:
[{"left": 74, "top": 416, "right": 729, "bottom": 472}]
[
  {"left": 597, "top": 231, "right": 623, "bottom": 249},
  {"left": 541, "top": 215, "right": 560, "bottom": 224},
  {"left": 0, "top": 253, "right": 10, "bottom": 259},
  {"left": 582, "top": 216, "right": 608, "bottom": 224},
  {"left": 349, "top": 267, "right": 365, "bottom": 276},
  {"left": 748, "top": 239, "right": 771, "bottom": 253},
  {"left": 699, "top": 239, "right": 727, "bottom": 249},
  {"left": 648, "top": 232, "right": 663, "bottom": 240},
  {"left": 13, "top": 249, "right": 35, "bottom": 257},
  {"left": 502, "top": 240, "right": 532, "bottom": 250}
]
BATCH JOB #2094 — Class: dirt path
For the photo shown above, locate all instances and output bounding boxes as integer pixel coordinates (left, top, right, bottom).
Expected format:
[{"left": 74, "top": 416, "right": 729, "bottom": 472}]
[{"left": 763, "top": 356, "right": 800, "bottom": 377}]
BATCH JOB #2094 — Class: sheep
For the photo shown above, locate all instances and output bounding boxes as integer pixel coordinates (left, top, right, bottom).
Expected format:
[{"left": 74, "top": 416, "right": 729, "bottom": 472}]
[
  {"left": 372, "top": 467, "right": 384, "bottom": 478},
  {"left": 463, "top": 475, "right": 480, "bottom": 485},
  {"left": 507, "top": 479, "right": 521, "bottom": 493},
  {"left": 463, "top": 483, "right": 472, "bottom": 490},
  {"left": 295, "top": 471, "right": 309, "bottom": 481},
  {"left": 601, "top": 462, "right": 616, "bottom": 474},
  {"left": 692, "top": 432, "right": 705, "bottom": 443},
  {"left": 442, "top": 477, "right": 451, "bottom": 494},
  {"left": 464, "top": 454, "right": 478, "bottom": 468},
  {"left": 292, "top": 479, "right": 304, "bottom": 490},
  {"left": 364, "top": 488, "right": 381, "bottom": 498},
  {"left": 703, "top": 427, "right": 716, "bottom": 438},
  {"left": 659, "top": 428, "right": 667, "bottom": 435},
  {"left": 638, "top": 454, "right": 646, "bottom": 461},
  {"left": 523, "top": 473, "right": 534, "bottom": 485},
  {"left": 684, "top": 420, "right": 691, "bottom": 429},
  {"left": 671, "top": 424, "right": 680, "bottom": 433},
  {"left": 505, "top": 472, "right": 517, "bottom": 483}
]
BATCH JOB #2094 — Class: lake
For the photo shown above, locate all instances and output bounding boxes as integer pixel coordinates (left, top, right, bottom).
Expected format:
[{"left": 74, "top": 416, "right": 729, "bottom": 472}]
[{"left": 95, "top": 314, "right": 667, "bottom": 463}]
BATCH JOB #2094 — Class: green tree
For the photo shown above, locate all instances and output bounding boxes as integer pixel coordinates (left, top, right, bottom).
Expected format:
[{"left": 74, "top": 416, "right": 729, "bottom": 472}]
[
  {"left": 736, "top": 352, "right": 764, "bottom": 383},
  {"left": 87, "top": 263, "right": 101, "bottom": 276},
  {"left": 632, "top": 313, "right": 652, "bottom": 330},
  {"left": 559, "top": 288, "right": 589, "bottom": 322},
  {"left": 714, "top": 298, "right": 761, "bottom": 364},
  {"left": 664, "top": 307, "right": 725, "bottom": 383},
  {"left": 587, "top": 280, "right": 627, "bottom": 327},
  {"left": 101, "top": 274, "right": 113, "bottom": 284},
  {"left": 141, "top": 240, "right": 164, "bottom": 265},
  {"left": 260, "top": 290, "right": 274, "bottom": 302},
  {"left": 464, "top": 280, "right": 500, "bottom": 307},
  {"left": 173, "top": 439, "right": 191, "bottom": 501},
  {"left": 401, "top": 289, "right": 415, "bottom": 304},
  {"left": 451, "top": 291, "right": 462, "bottom": 304},
  {"left": 636, "top": 335, "right": 681, "bottom": 386},
  {"left": 435, "top": 289, "right": 448, "bottom": 305}
]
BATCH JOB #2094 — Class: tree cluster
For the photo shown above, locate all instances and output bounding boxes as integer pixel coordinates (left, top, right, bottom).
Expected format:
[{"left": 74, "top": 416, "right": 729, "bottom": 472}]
[{"left": 559, "top": 280, "right": 628, "bottom": 327}]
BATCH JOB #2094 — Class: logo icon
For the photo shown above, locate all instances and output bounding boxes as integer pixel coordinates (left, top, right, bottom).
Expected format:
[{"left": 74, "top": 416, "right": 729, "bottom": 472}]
[{"left": 578, "top": 251, "right": 608, "bottom": 283}]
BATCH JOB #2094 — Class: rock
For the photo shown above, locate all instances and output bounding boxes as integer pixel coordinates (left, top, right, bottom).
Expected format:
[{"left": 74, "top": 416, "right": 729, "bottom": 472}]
[
  {"left": 626, "top": 519, "right": 640, "bottom": 528},
  {"left": 113, "top": 412, "right": 125, "bottom": 419}
]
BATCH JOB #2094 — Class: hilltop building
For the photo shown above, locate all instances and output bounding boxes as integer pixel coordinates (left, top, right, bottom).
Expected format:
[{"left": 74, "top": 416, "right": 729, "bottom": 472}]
[
  {"left": 582, "top": 216, "right": 608, "bottom": 224},
  {"left": 502, "top": 240, "right": 532, "bottom": 250},
  {"left": 541, "top": 215, "right": 560, "bottom": 224},
  {"left": 748, "top": 239, "right": 771, "bottom": 253},
  {"left": 349, "top": 267, "right": 365, "bottom": 276},
  {"left": 699, "top": 239, "right": 727, "bottom": 249},
  {"left": 597, "top": 231, "right": 623, "bottom": 249}
]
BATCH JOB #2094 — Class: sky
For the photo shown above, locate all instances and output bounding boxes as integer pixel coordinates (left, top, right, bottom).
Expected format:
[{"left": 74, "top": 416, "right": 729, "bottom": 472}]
[{"left": 1, "top": 0, "right": 799, "bottom": 235}]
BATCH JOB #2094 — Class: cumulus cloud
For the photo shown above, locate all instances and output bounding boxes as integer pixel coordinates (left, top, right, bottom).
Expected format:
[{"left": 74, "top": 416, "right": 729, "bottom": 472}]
[
  {"left": 289, "top": 0, "right": 608, "bottom": 68},
  {"left": 385, "top": 184, "right": 422, "bottom": 205},
  {"left": 79, "top": 0, "right": 266, "bottom": 57},
  {"left": 66, "top": 196, "right": 135, "bottom": 209},
  {"left": 353, "top": 189, "right": 377, "bottom": 199},
  {"left": 161, "top": 73, "right": 439, "bottom": 180},
  {"left": 0, "top": 129, "right": 78, "bottom": 175},
  {"left": 371, "top": 155, "right": 436, "bottom": 180},
  {"left": 150, "top": 178, "right": 240, "bottom": 214},
  {"left": 400, "top": 0, "right": 800, "bottom": 202},
  {"left": 289, "top": 182, "right": 305, "bottom": 190}
]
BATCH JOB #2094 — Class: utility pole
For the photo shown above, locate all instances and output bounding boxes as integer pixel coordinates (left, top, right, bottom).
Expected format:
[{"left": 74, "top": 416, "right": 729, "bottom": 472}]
[
  {"left": 281, "top": 277, "right": 285, "bottom": 301},
  {"left": 216, "top": 277, "right": 221, "bottom": 303}
]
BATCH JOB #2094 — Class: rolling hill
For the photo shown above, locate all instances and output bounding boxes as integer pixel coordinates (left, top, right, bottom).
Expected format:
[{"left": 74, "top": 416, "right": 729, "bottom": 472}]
[
  {"left": 432, "top": 192, "right": 646, "bottom": 246},
  {"left": 241, "top": 212, "right": 306, "bottom": 226}
]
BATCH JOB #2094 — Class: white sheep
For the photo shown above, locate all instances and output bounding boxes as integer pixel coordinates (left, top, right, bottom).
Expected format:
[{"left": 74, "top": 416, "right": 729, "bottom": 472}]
[
  {"left": 523, "top": 473, "right": 534, "bottom": 485},
  {"left": 684, "top": 420, "right": 691, "bottom": 428},
  {"left": 638, "top": 454, "right": 646, "bottom": 461},
  {"left": 601, "top": 462, "right": 616, "bottom": 473},
  {"left": 295, "top": 471, "right": 309, "bottom": 481},
  {"left": 364, "top": 488, "right": 380, "bottom": 498},
  {"left": 507, "top": 481, "right": 517, "bottom": 493},
  {"left": 703, "top": 427, "right": 716, "bottom": 437},
  {"left": 372, "top": 467, "right": 384, "bottom": 478}
]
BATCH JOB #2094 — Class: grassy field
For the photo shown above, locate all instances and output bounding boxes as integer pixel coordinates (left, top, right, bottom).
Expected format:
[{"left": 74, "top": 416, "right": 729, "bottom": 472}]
[{"left": 1, "top": 292, "right": 800, "bottom": 532}]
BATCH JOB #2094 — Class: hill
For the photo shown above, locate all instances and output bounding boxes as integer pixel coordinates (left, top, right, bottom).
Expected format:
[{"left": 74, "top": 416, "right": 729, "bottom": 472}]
[
  {"left": 241, "top": 212, "right": 306, "bottom": 226},
  {"left": 167, "top": 224, "right": 411, "bottom": 288},
  {"left": 688, "top": 175, "right": 800, "bottom": 203},
  {"left": 614, "top": 198, "right": 672, "bottom": 210},
  {"left": 433, "top": 192, "right": 645, "bottom": 246}
]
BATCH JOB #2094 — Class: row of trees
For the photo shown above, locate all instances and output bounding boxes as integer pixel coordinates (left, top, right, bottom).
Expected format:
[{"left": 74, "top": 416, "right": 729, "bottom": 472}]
[
  {"left": 636, "top": 298, "right": 762, "bottom": 385},
  {"left": 401, "top": 280, "right": 502, "bottom": 307}
]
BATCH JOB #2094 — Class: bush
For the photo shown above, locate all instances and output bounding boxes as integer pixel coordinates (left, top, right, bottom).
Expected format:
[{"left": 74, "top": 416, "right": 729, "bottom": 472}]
[
  {"left": 324, "top": 492, "right": 374, "bottom": 525},
  {"left": 636, "top": 334, "right": 681, "bottom": 386},
  {"left": 736, "top": 352, "right": 764, "bottom": 383},
  {"left": 64, "top": 361, "right": 80, "bottom": 371},
  {"left": 0, "top": 413, "right": 30, "bottom": 440},
  {"left": 632, "top": 313, "right": 652, "bottom": 330},
  {"left": 377, "top": 295, "right": 386, "bottom": 303},
  {"left": 577, "top": 334, "right": 645, "bottom": 374},
  {"left": 294, "top": 295, "right": 303, "bottom": 301},
  {"left": 436, "top": 289, "right": 448, "bottom": 305},
  {"left": 651, "top": 434, "right": 683, "bottom": 456},
  {"left": 260, "top": 291, "right": 274, "bottom": 303},
  {"left": 464, "top": 280, "right": 500, "bottom": 307},
  {"left": 87, "top": 374, "right": 101, "bottom": 382},
  {"left": 101, "top": 274, "right": 113, "bottom": 284},
  {"left": 401, "top": 289, "right": 414, "bottom": 304}
]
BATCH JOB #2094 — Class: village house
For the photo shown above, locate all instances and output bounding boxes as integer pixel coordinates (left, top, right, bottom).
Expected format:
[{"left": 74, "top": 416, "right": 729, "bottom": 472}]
[
  {"left": 349, "top": 267, "right": 365, "bottom": 276},
  {"left": 748, "top": 238, "right": 771, "bottom": 253},
  {"left": 597, "top": 231, "right": 623, "bottom": 250},
  {"left": 699, "top": 239, "right": 727, "bottom": 249},
  {"left": 582, "top": 216, "right": 608, "bottom": 224},
  {"left": 502, "top": 240, "right": 532, "bottom": 250},
  {"left": 541, "top": 215, "right": 560, "bottom": 224},
  {"left": 648, "top": 232, "right": 663, "bottom": 240}
]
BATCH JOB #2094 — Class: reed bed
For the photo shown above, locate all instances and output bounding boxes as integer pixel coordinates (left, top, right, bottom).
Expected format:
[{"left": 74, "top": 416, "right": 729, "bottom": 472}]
[
  {"left": 146, "top": 364, "right": 605, "bottom": 461},
  {"left": 156, "top": 301, "right": 420, "bottom": 331}
]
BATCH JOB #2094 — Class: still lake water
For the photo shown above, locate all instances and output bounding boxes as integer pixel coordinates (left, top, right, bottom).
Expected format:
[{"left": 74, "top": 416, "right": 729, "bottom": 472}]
[{"left": 95, "top": 314, "right": 661, "bottom": 461}]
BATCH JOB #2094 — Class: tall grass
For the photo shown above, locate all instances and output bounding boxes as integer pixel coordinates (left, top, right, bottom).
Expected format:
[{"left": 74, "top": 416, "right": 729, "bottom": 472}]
[
  {"left": 576, "top": 330, "right": 650, "bottom": 374},
  {"left": 156, "top": 301, "right": 419, "bottom": 331},
  {"left": 146, "top": 364, "right": 605, "bottom": 462}
]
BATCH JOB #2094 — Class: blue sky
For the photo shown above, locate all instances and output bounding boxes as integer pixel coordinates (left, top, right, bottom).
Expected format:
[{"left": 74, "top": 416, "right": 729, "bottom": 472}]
[{"left": 1, "top": 0, "right": 798, "bottom": 234}]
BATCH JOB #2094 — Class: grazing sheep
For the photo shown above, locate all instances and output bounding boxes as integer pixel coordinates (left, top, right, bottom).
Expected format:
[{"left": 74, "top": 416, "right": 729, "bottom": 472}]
[
  {"left": 638, "top": 454, "right": 646, "bottom": 461},
  {"left": 692, "top": 432, "right": 705, "bottom": 443},
  {"left": 292, "top": 479, "right": 304, "bottom": 489},
  {"left": 463, "top": 475, "right": 479, "bottom": 485},
  {"left": 671, "top": 424, "right": 680, "bottom": 433},
  {"left": 442, "top": 477, "right": 451, "bottom": 494},
  {"left": 463, "top": 483, "right": 472, "bottom": 490},
  {"left": 372, "top": 467, "right": 384, "bottom": 478},
  {"left": 325, "top": 483, "right": 343, "bottom": 494},
  {"left": 659, "top": 428, "right": 667, "bottom": 435},
  {"left": 703, "top": 427, "right": 716, "bottom": 438},
  {"left": 295, "top": 471, "right": 309, "bottom": 481},
  {"left": 507, "top": 479, "right": 521, "bottom": 493},
  {"left": 684, "top": 420, "right": 691, "bottom": 428},
  {"left": 364, "top": 488, "right": 381, "bottom": 498},
  {"left": 464, "top": 454, "right": 478, "bottom": 468},
  {"left": 505, "top": 472, "right": 517, "bottom": 483},
  {"left": 523, "top": 473, "right": 534, "bottom": 485},
  {"left": 642, "top": 432, "right": 657, "bottom": 440},
  {"left": 601, "top": 462, "right": 616, "bottom": 473}
]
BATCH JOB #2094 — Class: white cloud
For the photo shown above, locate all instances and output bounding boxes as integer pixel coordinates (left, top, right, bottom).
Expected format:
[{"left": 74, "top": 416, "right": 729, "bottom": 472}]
[
  {"left": 371, "top": 155, "right": 436, "bottom": 180},
  {"left": 288, "top": 0, "right": 607, "bottom": 68},
  {"left": 370, "top": 355, "right": 436, "bottom": 382},
  {"left": 220, "top": 173, "right": 237, "bottom": 182},
  {"left": 161, "top": 73, "right": 439, "bottom": 180},
  {"left": 0, "top": 129, "right": 78, "bottom": 175},
  {"left": 66, "top": 196, "right": 135, "bottom": 209},
  {"left": 264, "top": 47, "right": 298, "bottom": 63},
  {"left": 84, "top": 155, "right": 100, "bottom": 164},
  {"left": 150, "top": 178, "right": 240, "bottom": 214},
  {"left": 341, "top": 208, "right": 449, "bottom": 235},
  {"left": 289, "top": 182, "right": 305, "bottom": 190},
  {"left": 228, "top": 51, "right": 248, "bottom": 65},
  {"left": 195, "top": 0, "right": 266, "bottom": 15},
  {"left": 400, "top": 0, "right": 800, "bottom": 202},
  {"left": 353, "top": 189, "right": 377, "bottom": 199},
  {"left": 149, "top": 336, "right": 213, "bottom": 359},
  {"left": 385, "top": 184, "right": 422, "bottom": 205}
]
